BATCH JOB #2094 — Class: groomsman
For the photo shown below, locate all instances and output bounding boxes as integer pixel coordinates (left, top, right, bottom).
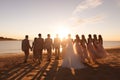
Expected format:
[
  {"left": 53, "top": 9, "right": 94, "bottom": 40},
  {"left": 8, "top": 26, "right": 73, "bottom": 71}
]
[
  {"left": 54, "top": 34, "right": 61, "bottom": 59},
  {"left": 36, "top": 33, "right": 44, "bottom": 63},
  {"left": 45, "top": 34, "right": 53, "bottom": 61},
  {"left": 22, "top": 35, "right": 31, "bottom": 63}
]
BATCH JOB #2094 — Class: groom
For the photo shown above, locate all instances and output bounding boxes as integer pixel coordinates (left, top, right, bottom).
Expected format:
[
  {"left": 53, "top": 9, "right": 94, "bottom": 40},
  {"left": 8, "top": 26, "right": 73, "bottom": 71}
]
[
  {"left": 45, "top": 34, "right": 53, "bottom": 61},
  {"left": 54, "top": 34, "right": 61, "bottom": 59},
  {"left": 22, "top": 35, "right": 32, "bottom": 63},
  {"left": 36, "top": 33, "right": 44, "bottom": 63}
]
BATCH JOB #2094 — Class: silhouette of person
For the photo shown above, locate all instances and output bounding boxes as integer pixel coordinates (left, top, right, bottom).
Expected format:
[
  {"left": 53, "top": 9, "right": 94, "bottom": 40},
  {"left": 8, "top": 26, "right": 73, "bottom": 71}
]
[
  {"left": 87, "top": 34, "right": 96, "bottom": 63},
  {"left": 54, "top": 34, "right": 61, "bottom": 59},
  {"left": 61, "top": 34, "right": 85, "bottom": 69},
  {"left": 98, "top": 34, "right": 103, "bottom": 45},
  {"left": 22, "top": 35, "right": 31, "bottom": 63},
  {"left": 32, "top": 37, "right": 38, "bottom": 62},
  {"left": 73, "top": 34, "right": 81, "bottom": 44},
  {"left": 45, "top": 34, "right": 53, "bottom": 61},
  {"left": 93, "top": 34, "right": 99, "bottom": 50},
  {"left": 81, "top": 35, "right": 88, "bottom": 62},
  {"left": 74, "top": 34, "right": 84, "bottom": 62},
  {"left": 81, "top": 35, "right": 87, "bottom": 48},
  {"left": 95, "top": 34, "right": 108, "bottom": 58},
  {"left": 35, "top": 33, "right": 44, "bottom": 63},
  {"left": 61, "top": 37, "right": 67, "bottom": 58}
]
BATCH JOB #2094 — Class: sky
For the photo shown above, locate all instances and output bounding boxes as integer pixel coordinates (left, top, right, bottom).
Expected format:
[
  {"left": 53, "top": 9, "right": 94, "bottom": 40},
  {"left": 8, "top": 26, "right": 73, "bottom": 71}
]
[{"left": 0, "top": 0, "right": 120, "bottom": 41}]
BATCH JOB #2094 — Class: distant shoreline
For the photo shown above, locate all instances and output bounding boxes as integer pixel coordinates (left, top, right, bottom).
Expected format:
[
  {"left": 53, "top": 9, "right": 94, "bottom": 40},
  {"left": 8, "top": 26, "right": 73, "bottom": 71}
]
[
  {"left": 0, "top": 36, "right": 19, "bottom": 41},
  {"left": 0, "top": 39, "right": 21, "bottom": 41},
  {"left": 0, "top": 40, "right": 20, "bottom": 41}
]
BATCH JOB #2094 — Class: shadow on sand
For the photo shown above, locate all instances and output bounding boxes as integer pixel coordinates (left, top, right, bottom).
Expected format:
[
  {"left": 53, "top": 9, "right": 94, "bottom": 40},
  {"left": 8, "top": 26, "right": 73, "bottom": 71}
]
[{"left": 0, "top": 58, "right": 120, "bottom": 80}]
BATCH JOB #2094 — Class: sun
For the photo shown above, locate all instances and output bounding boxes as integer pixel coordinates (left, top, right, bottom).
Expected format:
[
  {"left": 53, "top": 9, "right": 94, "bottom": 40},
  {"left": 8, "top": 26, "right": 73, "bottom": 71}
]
[{"left": 55, "top": 26, "right": 70, "bottom": 39}]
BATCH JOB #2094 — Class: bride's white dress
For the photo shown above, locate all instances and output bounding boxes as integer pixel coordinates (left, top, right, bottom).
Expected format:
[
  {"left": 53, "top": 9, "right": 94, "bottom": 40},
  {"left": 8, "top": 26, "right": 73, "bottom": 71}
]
[{"left": 61, "top": 38, "right": 85, "bottom": 69}]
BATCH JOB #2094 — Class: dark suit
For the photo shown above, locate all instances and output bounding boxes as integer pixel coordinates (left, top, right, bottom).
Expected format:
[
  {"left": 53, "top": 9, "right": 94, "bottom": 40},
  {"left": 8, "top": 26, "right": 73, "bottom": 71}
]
[
  {"left": 36, "top": 38, "right": 44, "bottom": 61},
  {"left": 54, "top": 37, "right": 61, "bottom": 59},
  {"left": 45, "top": 38, "right": 53, "bottom": 60},
  {"left": 22, "top": 39, "right": 31, "bottom": 63}
]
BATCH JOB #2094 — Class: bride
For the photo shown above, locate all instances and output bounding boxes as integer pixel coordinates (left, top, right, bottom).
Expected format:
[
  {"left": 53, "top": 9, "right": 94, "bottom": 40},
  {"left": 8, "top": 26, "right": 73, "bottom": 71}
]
[{"left": 61, "top": 34, "right": 85, "bottom": 69}]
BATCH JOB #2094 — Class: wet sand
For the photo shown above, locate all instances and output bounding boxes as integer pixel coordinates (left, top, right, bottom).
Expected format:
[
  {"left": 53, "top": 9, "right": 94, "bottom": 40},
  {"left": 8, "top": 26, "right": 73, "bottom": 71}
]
[{"left": 0, "top": 48, "right": 120, "bottom": 80}]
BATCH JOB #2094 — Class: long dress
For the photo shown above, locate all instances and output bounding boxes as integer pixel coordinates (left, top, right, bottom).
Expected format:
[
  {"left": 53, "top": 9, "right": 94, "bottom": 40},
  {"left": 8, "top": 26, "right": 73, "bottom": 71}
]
[
  {"left": 61, "top": 38, "right": 85, "bottom": 69},
  {"left": 81, "top": 40, "right": 89, "bottom": 61},
  {"left": 32, "top": 39, "right": 40, "bottom": 60},
  {"left": 94, "top": 41, "right": 108, "bottom": 58},
  {"left": 74, "top": 40, "right": 84, "bottom": 63},
  {"left": 87, "top": 38, "right": 97, "bottom": 61}
]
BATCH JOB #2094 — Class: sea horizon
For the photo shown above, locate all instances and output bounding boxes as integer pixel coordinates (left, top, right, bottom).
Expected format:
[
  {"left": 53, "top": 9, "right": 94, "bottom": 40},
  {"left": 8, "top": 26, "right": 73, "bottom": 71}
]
[{"left": 0, "top": 41, "right": 120, "bottom": 54}]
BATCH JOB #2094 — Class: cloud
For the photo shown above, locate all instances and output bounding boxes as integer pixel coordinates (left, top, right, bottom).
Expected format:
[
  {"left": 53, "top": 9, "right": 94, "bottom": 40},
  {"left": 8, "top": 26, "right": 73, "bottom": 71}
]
[
  {"left": 86, "top": 14, "right": 105, "bottom": 23},
  {"left": 66, "top": 0, "right": 104, "bottom": 27},
  {"left": 73, "top": 0, "right": 103, "bottom": 14},
  {"left": 68, "top": 14, "right": 105, "bottom": 27}
]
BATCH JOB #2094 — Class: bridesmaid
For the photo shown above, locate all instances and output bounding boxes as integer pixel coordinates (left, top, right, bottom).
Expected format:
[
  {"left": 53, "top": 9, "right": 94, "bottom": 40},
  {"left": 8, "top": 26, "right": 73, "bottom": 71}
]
[
  {"left": 93, "top": 34, "right": 99, "bottom": 56},
  {"left": 32, "top": 37, "right": 38, "bottom": 62},
  {"left": 97, "top": 35, "right": 108, "bottom": 58},
  {"left": 98, "top": 35, "right": 103, "bottom": 45},
  {"left": 74, "top": 34, "right": 84, "bottom": 62},
  {"left": 93, "top": 34, "right": 98, "bottom": 50},
  {"left": 87, "top": 34, "right": 97, "bottom": 63},
  {"left": 93, "top": 34, "right": 108, "bottom": 58},
  {"left": 81, "top": 35, "right": 89, "bottom": 62}
]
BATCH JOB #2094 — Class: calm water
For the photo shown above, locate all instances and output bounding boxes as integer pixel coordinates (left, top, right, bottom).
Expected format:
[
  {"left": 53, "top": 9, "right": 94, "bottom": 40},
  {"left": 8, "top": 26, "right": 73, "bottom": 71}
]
[{"left": 0, "top": 41, "right": 120, "bottom": 54}]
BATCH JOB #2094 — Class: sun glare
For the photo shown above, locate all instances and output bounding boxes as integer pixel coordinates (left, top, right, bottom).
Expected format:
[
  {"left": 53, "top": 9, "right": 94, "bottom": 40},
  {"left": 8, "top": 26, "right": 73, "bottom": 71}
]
[{"left": 56, "top": 26, "right": 70, "bottom": 39}]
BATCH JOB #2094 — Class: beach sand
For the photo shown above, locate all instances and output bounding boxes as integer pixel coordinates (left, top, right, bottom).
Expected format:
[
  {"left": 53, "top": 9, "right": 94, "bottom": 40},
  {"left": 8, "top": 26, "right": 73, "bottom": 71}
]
[{"left": 0, "top": 48, "right": 120, "bottom": 80}]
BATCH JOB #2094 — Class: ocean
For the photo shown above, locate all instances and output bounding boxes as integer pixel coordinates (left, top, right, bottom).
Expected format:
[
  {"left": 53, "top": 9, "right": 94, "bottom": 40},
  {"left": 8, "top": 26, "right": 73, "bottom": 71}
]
[{"left": 0, "top": 41, "right": 120, "bottom": 54}]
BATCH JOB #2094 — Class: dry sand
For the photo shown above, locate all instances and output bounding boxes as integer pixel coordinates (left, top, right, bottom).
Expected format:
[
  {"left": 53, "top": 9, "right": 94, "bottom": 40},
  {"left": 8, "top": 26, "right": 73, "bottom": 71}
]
[{"left": 0, "top": 48, "right": 120, "bottom": 80}]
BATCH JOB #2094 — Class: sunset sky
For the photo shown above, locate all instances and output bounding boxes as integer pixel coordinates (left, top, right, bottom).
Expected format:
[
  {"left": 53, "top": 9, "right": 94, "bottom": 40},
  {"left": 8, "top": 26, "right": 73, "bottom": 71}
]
[{"left": 0, "top": 0, "right": 120, "bottom": 41}]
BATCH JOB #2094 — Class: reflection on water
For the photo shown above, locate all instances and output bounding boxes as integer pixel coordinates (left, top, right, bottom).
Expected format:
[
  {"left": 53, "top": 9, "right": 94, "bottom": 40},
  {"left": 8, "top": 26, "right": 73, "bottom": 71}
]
[
  {"left": 0, "top": 41, "right": 22, "bottom": 53},
  {"left": 103, "top": 41, "right": 120, "bottom": 48},
  {"left": 0, "top": 41, "right": 120, "bottom": 54}
]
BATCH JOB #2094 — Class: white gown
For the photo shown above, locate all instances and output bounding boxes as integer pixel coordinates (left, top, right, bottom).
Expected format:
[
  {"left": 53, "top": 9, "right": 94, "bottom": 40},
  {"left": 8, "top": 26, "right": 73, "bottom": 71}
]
[{"left": 61, "top": 38, "right": 85, "bottom": 69}]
